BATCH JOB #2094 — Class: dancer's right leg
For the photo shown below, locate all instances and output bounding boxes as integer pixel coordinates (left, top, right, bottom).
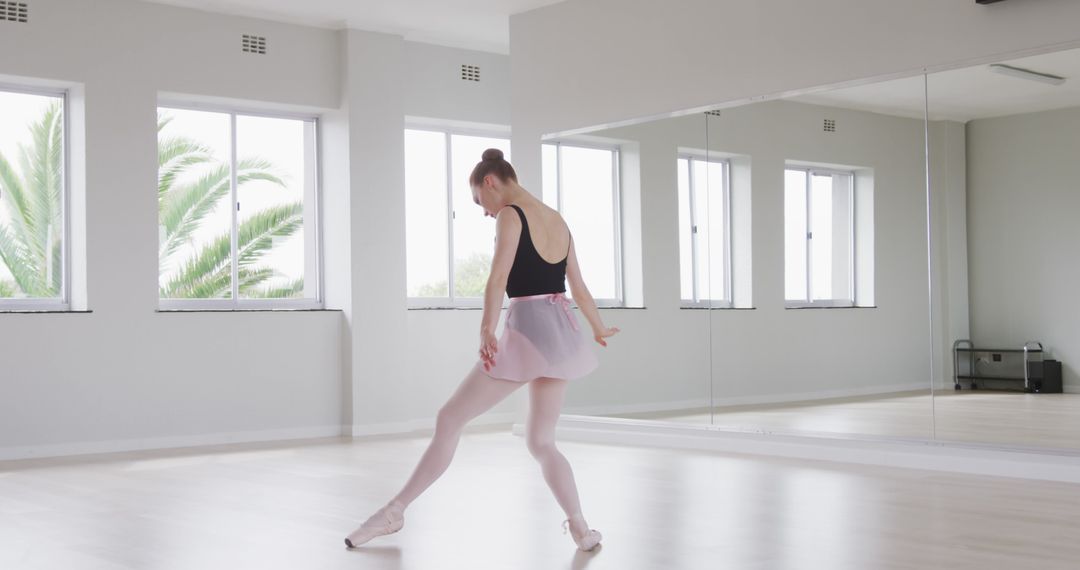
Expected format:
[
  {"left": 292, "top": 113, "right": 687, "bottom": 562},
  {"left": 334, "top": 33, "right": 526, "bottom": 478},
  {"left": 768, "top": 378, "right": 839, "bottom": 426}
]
[
  {"left": 346, "top": 365, "right": 525, "bottom": 547},
  {"left": 388, "top": 364, "right": 526, "bottom": 508}
]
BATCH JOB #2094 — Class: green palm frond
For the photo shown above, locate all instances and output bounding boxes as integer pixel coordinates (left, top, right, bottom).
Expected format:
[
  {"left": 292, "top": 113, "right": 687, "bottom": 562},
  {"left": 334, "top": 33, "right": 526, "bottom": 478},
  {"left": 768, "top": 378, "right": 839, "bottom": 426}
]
[
  {"left": 17, "top": 103, "right": 63, "bottom": 266},
  {"left": 243, "top": 277, "right": 304, "bottom": 299},
  {"left": 0, "top": 102, "right": 63, "bottom": 297},
  {"left": 0, "top": 152, "right": 32, "bottom": 250},
  {"left": 159, "top": 202, "right": 302, "bottom": 299},
  {"left": 236, "top": 203, "right": 302, "bottom": 268},
  {"left": 0, "top": 225, "right": 36, "bottom": 294},
  {"left": 158, "top": 158, "right": 286, "bottom": 267},
  {"left": 157, "top": 135, "right": 215, "bottom": 200},
  {"left": 238, "top": 267, "right": 275, "bottom": 291},
  {"left": 160, "top": 232, "right": 231, "bottom": 298}
]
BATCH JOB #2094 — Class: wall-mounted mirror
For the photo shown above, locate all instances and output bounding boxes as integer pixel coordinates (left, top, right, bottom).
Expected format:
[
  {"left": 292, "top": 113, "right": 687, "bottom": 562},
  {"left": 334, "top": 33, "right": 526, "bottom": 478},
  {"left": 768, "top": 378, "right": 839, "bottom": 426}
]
[
  {"left": 928, "top": 47, "right": 1080, "bottom": 451},
  {"left": 541, "top": 45, "right": 1080, "bottom": 456},
  {"left": 701, "top": 76, "right": 936, "bottom": 441},
  {"left": 548, "top": 71, "right": 942, "bottom": 442},
  {"left": 543, "top": 114, "right": 714, "bottom": 426}
]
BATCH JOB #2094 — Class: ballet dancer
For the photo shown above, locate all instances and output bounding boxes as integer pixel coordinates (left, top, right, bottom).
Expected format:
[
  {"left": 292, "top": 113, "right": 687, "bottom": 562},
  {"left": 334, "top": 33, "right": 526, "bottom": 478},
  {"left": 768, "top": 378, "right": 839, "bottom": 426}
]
[{"left": 345, "top": 148, "right": 620, "bottom": 551}]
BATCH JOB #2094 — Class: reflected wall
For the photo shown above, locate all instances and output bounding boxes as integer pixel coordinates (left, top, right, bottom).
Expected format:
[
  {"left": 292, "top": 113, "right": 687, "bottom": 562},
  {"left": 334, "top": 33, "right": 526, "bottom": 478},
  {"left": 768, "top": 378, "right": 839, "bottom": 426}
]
[{"left": 929, "top": 47, "right": 1080, "bottom": 450}]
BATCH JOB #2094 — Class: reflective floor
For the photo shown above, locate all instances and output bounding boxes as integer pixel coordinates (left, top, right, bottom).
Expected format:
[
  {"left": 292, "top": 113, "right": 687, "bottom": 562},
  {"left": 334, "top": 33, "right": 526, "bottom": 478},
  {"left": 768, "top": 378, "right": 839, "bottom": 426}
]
[
  {"left": 2, "top": 426, "right": 1080, "bottom": 569},
  {"left": 614, "top": 391, "right": 1080, "bottom": 450}
]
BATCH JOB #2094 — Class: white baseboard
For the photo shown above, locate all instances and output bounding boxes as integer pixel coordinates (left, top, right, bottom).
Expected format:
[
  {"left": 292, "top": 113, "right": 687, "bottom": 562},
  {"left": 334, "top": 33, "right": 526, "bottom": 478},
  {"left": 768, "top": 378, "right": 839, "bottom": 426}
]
[
  {"left": 0, "top": 425, "right": 344, "bottom": 462},
  {"left": 562, "top": 398, "right": 710, "bottom": 417},
  {"left": 518, "top": 416, "right": 1080, "bottom": 484},
  {"left": 711, "top": 382, "right": 930, "bottom": 408},
  {"left": 350, "top": 411, "right": 519, "bottom": 437},
  {"left": 561, "top": 383, "right": 929, "bottom": 418},
  {"left": 0, "top": 411, "right": 521, "bottom": 462}
]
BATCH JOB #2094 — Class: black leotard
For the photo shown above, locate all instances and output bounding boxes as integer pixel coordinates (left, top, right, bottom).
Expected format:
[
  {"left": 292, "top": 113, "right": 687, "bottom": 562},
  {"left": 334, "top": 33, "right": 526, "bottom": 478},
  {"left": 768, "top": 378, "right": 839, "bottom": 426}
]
[{"left": 504, "top": 204, "right": 570, "bottom": 298}]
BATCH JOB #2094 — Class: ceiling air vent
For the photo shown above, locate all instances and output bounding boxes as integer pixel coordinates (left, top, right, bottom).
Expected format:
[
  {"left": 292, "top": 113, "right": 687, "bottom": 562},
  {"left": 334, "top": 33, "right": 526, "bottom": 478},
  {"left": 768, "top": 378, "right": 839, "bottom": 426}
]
[
  {"left": 242, "top": 34, "right": 267, "bottom": 55},
  {"left": 704, "top": 110, "right": 722, "bottom": 117},
  {"left": 1, "top": 1, "right": 28, "bottom": 23},
  {"left": 461, "top": 64, "right": 480, "bottom": 82},
  {"left": 823, "top": 118, "right": 836, "bottom": 133}
]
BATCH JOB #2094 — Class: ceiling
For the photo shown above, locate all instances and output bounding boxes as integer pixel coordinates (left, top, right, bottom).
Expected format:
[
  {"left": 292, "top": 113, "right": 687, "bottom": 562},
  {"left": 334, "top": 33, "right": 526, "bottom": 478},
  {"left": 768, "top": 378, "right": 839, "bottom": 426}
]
[
  {"left": 791, "top": 48, "right": 1080, "bottom": 122},
  {"left": 139, "top": 0, "right": 566, "bottom": 54}
]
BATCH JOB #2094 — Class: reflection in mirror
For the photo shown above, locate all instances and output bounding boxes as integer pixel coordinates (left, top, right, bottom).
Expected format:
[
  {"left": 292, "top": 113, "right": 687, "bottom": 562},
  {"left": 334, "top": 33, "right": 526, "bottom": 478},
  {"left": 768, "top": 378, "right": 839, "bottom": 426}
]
[
  {"left": 929, "top": 48, "right": 1080, "bottom": 450},
  {"left": 703, "top": 76, "right": 935, "bottom": 440},
  {"left": 545, "top": 114, "right": 713, "bottom": 426}
]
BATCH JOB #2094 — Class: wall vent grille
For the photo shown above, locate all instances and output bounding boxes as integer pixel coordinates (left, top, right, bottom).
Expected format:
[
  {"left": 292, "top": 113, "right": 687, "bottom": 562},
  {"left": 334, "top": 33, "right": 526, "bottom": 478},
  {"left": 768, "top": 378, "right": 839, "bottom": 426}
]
[
  {"left": 1, "top": 2, "right": 28, "bottom": 23},
  {"left": 823, "top": 118, "right": 836, "bottom": 132},
  {"left": 242, "top": 34, "right": 267, "bottom": 55},
  {"left": 461, "top": 64, "right": 480, "bottom": 82}
]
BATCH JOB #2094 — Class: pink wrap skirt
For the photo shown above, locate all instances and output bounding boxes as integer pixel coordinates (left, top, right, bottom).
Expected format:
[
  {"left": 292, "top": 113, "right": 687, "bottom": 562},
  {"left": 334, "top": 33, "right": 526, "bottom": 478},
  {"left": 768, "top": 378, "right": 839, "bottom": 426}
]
[{"left": 480, "top": 292, "right": 598, "bottom": 382}]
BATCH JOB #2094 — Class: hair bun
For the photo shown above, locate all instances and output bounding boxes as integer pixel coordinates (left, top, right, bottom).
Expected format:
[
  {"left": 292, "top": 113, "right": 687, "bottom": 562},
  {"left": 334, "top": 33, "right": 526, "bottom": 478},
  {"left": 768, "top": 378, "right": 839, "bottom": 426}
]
[{"left": 482, "top": 148, "right": 504, "bottom": 161}]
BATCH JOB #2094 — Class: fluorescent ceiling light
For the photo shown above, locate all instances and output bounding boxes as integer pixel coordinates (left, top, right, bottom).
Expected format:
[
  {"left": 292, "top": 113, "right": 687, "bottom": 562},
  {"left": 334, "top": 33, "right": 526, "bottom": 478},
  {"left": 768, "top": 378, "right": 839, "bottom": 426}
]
[{"left": 988, "top": 63, "right": 1066, "bottom": 86}]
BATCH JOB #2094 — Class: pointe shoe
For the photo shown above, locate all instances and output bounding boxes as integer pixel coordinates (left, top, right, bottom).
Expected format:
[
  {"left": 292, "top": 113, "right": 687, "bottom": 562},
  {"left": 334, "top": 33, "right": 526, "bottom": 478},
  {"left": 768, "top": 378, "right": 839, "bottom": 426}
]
[
  {"left": 344, "top": 500, "right": 406, "bottom": 548},
  {"left": 562, "top": 513, "right": 602, "bottom": 551}
]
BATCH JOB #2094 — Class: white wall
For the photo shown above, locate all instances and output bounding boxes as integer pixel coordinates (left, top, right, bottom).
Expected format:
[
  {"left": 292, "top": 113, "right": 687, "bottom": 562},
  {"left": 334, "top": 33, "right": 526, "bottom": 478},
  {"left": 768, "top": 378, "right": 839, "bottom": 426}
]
[
  {"left": 966, "top": 107, "right": 1080, "bottom": 391},
  {"left": 0, "top": 0, "right": 516, "bottom": 458},
  {"left": 0, "top": 0, "right": 343, "bottom": 460}
]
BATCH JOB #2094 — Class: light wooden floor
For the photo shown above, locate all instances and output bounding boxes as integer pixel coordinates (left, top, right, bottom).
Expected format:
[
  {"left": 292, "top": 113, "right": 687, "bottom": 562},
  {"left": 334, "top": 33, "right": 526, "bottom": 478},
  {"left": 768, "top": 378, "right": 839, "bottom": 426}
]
[
  {"left": 3, "top": 427, "right": 1080, "bottom": 569},
  {"left": 611, "top": 391, "right": 1080, "bottom": 450}
]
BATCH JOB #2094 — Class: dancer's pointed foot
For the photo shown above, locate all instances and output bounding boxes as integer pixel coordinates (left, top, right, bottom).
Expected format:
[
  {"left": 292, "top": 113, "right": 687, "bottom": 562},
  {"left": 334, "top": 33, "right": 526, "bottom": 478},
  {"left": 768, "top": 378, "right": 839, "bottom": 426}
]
[
  {"left": 562, "top": 512, "right": 602, "bottom": 551},
  {"left": 344, "top": 500, "right": 406, "bottom": 548}
]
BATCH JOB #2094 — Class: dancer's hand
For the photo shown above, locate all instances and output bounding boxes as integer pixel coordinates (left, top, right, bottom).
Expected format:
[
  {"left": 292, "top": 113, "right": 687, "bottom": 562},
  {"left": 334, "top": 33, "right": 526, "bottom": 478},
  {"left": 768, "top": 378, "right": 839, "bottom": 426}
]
[
  {"left": 479, "top": 328, "right": 498, "bottom": 370},
  {"left": 593, "top": 326, "right": 620, "bottom": 347}
]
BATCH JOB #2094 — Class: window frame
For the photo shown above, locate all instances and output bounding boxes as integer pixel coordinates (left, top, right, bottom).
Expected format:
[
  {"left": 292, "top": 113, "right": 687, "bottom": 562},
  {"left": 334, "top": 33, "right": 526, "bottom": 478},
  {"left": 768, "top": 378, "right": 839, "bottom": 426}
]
[
  {"left": 784, "top": 165, "right": 856, "bottom": 309},
  {"left": 678, "top": 153, "right": 733, "bottom": 309},
  {"left": 0, "top": 83, "right": 71, "bottom": 312},
  {"left": 156, "top": 101, "right": 324, "bottom": 311},
  {"left": 543, "top": 140, "right": 625, "bottom": 308},
  {"left": 404, "top": 124, "right": 511, "bottom": 309}
]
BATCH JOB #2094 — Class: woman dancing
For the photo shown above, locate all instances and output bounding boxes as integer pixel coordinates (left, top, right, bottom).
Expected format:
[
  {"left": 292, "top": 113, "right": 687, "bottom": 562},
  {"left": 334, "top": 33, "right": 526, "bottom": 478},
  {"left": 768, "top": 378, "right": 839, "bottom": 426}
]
[{"left": 345, "top": 148, "right": 620, "bottom": 551}]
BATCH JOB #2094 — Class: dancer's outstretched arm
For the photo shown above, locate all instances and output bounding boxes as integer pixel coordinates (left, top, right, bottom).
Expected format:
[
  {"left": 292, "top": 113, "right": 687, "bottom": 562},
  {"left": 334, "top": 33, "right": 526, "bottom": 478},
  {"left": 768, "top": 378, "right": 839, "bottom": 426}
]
[{"left": 565, "top": 239, "right": 620, "bottom": 346}]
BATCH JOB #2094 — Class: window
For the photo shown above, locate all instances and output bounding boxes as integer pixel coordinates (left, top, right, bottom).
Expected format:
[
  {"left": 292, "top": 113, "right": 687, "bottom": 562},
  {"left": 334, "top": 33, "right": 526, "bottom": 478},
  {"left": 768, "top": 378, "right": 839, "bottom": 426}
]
[
  {"left": 541, "top": 142, "right": 623, "bottom": 305},
  {"left": 0, "top": 86, "right": 68, "bottom": 310},
  {"left": 677, "top": 155, "right": 731, "bottom": 306},
  {"left": 784, "top": 167, "right": 855, "bottom": 307},
  {"left": 157, "top": 105, "right": 320, "bottom": 309},
  {"left": 405, "top": 128, "right": 510, "bottom": 307}
]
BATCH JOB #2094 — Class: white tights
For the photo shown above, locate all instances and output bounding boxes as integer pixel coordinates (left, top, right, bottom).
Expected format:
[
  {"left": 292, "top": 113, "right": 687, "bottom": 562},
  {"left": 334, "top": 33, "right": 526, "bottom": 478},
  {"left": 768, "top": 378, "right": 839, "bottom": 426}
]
[{"left": 387, "top": 364, "right": 589, "bottom": 532}]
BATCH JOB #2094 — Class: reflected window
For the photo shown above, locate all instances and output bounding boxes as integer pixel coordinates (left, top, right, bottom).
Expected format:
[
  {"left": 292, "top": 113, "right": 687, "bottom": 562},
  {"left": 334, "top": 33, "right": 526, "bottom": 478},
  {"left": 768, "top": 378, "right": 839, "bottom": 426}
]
[
  {"left": 784, "top": 167, "right": 855, "bottom": 307},
  {"left": 677, "top": 155, "right": 731, "bottom": 306},
  {"left": 157, "top": 106, "right": 320, "bottom": 309},
  {"left": 541, "top": 142, "right": 623, "bottom": 305},
  {"left": 405, "top": 127, "right": 510, "bottom": 306},
  {"left": 0, "top": 87, "right": 68, "bottom": 310}
]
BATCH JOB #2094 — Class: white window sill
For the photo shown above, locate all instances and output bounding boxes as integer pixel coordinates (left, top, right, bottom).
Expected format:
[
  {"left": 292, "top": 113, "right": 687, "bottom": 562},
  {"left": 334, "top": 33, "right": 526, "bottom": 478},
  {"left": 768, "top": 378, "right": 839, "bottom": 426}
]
[
  {"left": 0, "top": 309, "right": 90, "bottom": 314},
  {"left": 0, "top": 299, "right": 78, "bottom": 313},
  {"left": 407, "top": 298, "right": 641, "bottom": 310},
  {"left": 680, "top": 304, "right": 755, "bottom": 310},
  {"left": 157, "top": 300, "right": 326, "bottom": 312},
  {"left": 785, "top": 302, "right": 875, "bottom": 310}
]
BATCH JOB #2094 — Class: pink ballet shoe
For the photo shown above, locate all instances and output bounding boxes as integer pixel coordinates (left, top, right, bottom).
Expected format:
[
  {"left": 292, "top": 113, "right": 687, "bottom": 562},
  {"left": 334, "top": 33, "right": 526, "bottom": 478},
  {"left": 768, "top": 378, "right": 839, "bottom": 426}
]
[
  {"left": 345, "top": 500, "right": 406, "bottom": 548},
  {"left": 562, "top": 513, "right": 602, "bottom": 551}
]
